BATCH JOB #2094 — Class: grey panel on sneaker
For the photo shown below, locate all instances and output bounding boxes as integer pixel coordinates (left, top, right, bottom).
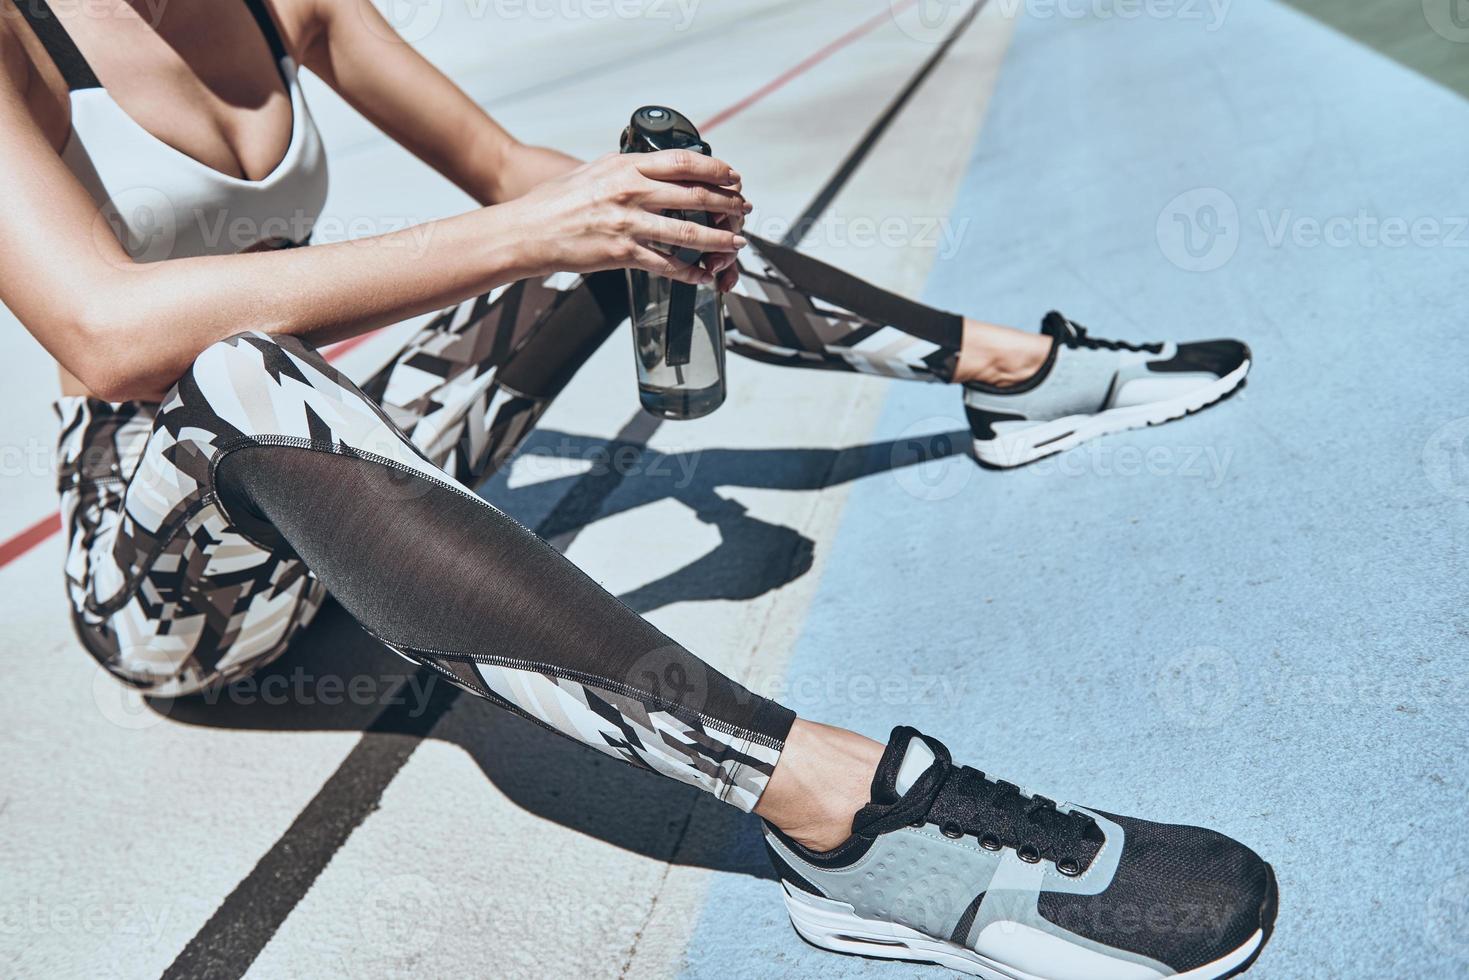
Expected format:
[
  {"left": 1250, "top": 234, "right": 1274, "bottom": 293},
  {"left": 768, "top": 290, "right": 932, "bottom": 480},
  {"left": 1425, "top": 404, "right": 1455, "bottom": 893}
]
[
  {"left": 766, "top": 810, "right": 1171, "bottom": 975},
  {"left": 766, "top": 822, "right": 1004, "bottom": 941},
  {"left": 964, "top": 343, "right": 1151, "bottom": 421}
]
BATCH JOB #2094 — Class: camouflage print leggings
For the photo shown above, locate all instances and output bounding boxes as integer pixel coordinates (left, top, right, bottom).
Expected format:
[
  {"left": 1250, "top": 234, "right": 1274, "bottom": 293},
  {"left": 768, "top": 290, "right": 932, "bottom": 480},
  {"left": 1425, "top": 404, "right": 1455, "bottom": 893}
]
[{"left": 55, "top": 236, "right": 961, "bottom": 810}]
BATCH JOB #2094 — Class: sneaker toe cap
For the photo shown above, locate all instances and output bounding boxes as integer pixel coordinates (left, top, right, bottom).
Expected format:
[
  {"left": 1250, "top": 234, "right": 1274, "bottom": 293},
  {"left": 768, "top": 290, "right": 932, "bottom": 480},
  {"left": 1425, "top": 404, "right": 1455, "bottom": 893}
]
[
  {"left": 1039, "top": 812, "right": 1275, "bottom": 973},
  {"left": 1149, "top": 339, "right": 1251, "bottom": 379}
]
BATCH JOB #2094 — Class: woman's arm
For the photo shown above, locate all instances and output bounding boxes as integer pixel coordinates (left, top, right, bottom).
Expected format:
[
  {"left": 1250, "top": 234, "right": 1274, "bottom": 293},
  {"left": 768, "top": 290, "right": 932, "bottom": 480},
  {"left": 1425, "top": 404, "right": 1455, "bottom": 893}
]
[
  {"left": 293, "top": 0, "right": 742, "bottom": 287},
  {"left": 295, "top": 0, "right": 580, "bottom": 205},
  {"left": 0, "top": 32, "right": 746, "bottom": 402}
]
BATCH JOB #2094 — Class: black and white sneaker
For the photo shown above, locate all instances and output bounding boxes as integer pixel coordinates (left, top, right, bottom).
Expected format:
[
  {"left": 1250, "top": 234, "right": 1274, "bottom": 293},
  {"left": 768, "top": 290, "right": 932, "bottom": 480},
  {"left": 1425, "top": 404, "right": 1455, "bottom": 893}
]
[
  {"left": 764, "top": 727, "right": 1277, "bottom": 980},
  {"left": 964, "top": 313, "right": 1250, "bottom": 468}
]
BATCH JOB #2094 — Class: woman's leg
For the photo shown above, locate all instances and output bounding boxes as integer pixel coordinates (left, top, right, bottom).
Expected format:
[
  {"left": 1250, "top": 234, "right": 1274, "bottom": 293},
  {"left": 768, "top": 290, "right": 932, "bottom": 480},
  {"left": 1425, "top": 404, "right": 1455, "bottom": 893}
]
[
  {"left": 144, "top": 329, "right": 791, "bottom": 810},
  {"left": 360, "top": 270, "right": 629, "bottom": 485},
  {"left": 58, "top": 271, "right": 626, "bottom": 697},
  {"left": 66, "top": 325, "right": 850, "bottom": 814},
  {"left": 214, "top": 440, "right": 796, "bottom": 809},
  {"left": 70, "top": 331, "right": 1273, "bottom": 979},
  {"left": 727, "top": 235, "right": 1252, "bottom": 469},
  {"left": 58, "top": 393, "right": 329, "bottom": 696},
  {"left": 725, "top": 233, "right": 1048, "bottom": 385}
]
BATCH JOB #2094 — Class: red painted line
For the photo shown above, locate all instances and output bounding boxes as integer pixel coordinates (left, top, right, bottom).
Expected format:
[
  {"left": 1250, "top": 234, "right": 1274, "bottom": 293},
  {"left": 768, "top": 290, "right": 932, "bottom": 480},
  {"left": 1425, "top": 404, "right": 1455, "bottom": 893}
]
[
  {"left": 1, "top": 4, "right": 904, "bottom": 571},
  {"left": 0, "top": 512, "right": 61, "bottom": 568},
  {"left": 0, "top": 339, "right": 364, "bottom": 571},
  {"left": 700, "top": 0, "right": 916, "bottom": 132},
  {"left": 321, "top": 330, "right": 380, "bottom": 360}
]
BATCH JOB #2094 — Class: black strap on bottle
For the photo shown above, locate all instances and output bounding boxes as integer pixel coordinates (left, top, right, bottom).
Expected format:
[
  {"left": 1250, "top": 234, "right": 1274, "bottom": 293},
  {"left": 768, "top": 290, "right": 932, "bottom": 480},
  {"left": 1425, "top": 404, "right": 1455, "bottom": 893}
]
[
  {"left": 8, "top": 0, "right": 100, "bottom": 90},
  {"left": 664, "top": 282, "right": 696, "bottom": 367}
]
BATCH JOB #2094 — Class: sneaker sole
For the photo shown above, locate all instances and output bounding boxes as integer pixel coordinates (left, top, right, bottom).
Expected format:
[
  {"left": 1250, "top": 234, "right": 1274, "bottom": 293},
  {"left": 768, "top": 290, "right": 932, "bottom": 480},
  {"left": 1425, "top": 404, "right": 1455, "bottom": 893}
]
[
  {"left": 782, "top": 861, "right": 1277, "bottom": 980},
  {"left": 971, "top": 359, "right": 1250, "bottom": 469}
]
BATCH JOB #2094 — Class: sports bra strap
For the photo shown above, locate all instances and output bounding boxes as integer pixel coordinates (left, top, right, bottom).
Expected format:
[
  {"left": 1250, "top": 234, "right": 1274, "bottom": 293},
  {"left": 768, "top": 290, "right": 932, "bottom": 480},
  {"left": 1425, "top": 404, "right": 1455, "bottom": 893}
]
[
  {"left": 10, "top": 0, "right": 289, "bottom": 93},
  {"left": 242, "top": 0, "right": 289, "bottom": 68},
  {"left": 8, "top": 0, "right": 100, "bottom": 90}
]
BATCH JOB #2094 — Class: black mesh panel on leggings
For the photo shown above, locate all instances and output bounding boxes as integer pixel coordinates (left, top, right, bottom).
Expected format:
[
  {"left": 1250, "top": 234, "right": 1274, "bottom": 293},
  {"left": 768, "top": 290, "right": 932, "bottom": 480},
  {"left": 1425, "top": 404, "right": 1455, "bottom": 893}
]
[{"left": 214, "top": 443, "right": 794, "bottom": 811}]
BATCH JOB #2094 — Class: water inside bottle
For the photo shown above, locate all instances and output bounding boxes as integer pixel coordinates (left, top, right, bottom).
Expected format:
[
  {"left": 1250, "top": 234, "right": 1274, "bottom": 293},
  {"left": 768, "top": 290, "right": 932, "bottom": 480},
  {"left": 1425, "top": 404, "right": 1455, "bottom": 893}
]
[{"left": 628, "top": 269, "right": 727, "bottom": 419}]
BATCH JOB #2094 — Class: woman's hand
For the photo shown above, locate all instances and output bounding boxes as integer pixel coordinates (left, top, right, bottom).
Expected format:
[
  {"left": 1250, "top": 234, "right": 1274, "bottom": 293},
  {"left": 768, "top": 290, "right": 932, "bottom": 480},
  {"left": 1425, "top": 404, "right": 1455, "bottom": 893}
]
[
  {"left": 708, "top": 171, "right": 745, "bottom": 293},
  {"left": 508, "top": 150, "right": 752, "bottom": 286}
]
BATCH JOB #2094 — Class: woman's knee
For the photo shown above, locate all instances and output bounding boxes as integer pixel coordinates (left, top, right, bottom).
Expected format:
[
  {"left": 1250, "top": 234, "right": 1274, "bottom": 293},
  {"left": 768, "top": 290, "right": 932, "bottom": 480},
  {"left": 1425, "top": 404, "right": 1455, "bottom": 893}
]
[
  {"left": 187, "top": 330, "right": 316, "bottom": 387},
  {"left": 181, "top": 330, "right": 447, "bottom": 484},
  {"left": 179, "top": 330, "right": 351, "bottom": 428}
]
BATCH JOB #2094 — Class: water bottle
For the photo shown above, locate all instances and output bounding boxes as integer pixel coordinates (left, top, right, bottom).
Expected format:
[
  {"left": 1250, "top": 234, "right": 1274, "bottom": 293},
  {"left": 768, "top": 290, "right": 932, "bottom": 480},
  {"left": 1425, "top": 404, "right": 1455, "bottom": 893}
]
[{"left": 620, "top": 106, "right": 727, "bottom": 420}]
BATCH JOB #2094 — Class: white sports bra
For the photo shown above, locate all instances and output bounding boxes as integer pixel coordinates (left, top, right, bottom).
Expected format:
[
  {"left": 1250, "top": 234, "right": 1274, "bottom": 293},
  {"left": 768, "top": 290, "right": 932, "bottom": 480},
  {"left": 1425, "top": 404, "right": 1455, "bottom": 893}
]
[{"left": 16, "top": 0, "right": 328, "bottom": 262}]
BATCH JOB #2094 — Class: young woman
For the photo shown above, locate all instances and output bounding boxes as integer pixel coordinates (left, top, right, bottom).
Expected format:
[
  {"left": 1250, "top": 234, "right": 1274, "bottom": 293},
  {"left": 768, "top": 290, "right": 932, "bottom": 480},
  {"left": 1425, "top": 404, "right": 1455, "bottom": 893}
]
[{"left": 0, "top": 1, "right": 1273, "bottom": 976}]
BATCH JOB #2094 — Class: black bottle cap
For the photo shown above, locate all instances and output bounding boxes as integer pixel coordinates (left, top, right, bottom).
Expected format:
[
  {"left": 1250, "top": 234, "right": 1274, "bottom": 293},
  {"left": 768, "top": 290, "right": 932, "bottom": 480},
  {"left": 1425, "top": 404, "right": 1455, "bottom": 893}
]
[
  {"left": 623, "top": 105, "right": 708, "bottom": 155},
  {"left": 636, "top": 106, "right": 677, "bottom": 136}
]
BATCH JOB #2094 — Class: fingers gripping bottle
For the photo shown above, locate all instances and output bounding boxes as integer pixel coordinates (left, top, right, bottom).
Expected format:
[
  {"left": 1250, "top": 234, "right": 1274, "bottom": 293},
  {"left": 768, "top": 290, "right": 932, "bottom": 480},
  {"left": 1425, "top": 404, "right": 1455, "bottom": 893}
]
[{"left": 620, "top": 106, "right": 727, "bottom": 420}]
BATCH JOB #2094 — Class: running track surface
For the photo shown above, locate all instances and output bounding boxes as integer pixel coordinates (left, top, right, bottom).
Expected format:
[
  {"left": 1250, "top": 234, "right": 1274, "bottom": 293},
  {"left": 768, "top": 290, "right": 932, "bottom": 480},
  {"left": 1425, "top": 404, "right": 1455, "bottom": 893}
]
[
  {"left": 3, "top": 2, "right": 1467, "bottom": 978},
  {"left": 688, "top": 3, "right": 1469, "bottom": 977}
]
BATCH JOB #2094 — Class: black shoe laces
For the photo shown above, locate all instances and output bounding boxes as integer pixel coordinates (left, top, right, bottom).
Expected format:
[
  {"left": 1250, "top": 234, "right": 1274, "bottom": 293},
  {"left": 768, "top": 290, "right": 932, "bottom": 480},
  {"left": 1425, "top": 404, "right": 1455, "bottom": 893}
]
[
  {"left": 940, "top": 766, "right": 1103, "bottom": 874},
  {"left": 1053, "top": 315, "right": 1163, "bottom": 355},
  {"left": 855, "top": 736, "right": 1104, "bottom": 876}
]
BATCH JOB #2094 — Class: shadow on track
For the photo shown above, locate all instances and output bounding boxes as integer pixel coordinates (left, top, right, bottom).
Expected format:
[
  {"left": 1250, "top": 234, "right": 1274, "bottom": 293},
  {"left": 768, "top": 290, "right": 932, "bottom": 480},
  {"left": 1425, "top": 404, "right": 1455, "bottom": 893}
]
[{"left": 151, "top": 427, "right": 971, "bottom": 880}]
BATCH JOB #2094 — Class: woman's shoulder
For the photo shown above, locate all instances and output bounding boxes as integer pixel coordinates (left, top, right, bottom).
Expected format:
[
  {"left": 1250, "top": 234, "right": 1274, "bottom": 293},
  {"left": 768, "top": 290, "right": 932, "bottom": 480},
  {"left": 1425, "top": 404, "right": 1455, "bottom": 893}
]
[
  {"left": 0, "top": 6, "right": 38, "bottom": 107},
  {"left": 0, "top": 5, "right": 72, "bottom": 151},
  {"left": 0, "top": 5, "right": 29, "bottom": 83}
]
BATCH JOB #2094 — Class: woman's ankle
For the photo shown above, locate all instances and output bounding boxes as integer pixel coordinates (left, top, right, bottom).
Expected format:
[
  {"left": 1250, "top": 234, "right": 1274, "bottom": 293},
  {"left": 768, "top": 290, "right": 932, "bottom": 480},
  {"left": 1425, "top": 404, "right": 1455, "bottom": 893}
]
[
  {"left": 755, "top": 719, "right": 884, "bottom": 852},
  {"left": 953, "top": 318, "right": 1053, "bottom": 387}
]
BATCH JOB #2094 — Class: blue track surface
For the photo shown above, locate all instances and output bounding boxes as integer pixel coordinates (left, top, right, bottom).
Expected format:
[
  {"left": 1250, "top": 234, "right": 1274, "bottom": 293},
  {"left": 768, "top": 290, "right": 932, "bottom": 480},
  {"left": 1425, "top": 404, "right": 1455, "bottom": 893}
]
[{"left": 684, "top": 3, "right": 1469, "bottom": 977}]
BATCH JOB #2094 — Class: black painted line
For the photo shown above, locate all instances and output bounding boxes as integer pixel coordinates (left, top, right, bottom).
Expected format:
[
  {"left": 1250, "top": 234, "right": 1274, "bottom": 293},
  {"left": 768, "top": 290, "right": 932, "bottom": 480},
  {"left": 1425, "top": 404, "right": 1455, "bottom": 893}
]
[
  {"left": 781, "top": 0, "right": 987, "bottom": 248},
  {"left": 161, "top": 415, "right": 652, "bottom": 980},
  {"left": 160, "top": 678, "right": 459, "bottom": 980},
  {"left": 165, "top": 8, "right": 988, "bottom": 974}
]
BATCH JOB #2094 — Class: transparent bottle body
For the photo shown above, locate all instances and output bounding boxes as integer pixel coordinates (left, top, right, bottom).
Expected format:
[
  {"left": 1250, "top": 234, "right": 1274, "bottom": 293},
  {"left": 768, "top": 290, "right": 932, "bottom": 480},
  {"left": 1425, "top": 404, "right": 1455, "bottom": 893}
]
[{"left": 626, "top": 268, "right": 727, "bottom": 420}]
